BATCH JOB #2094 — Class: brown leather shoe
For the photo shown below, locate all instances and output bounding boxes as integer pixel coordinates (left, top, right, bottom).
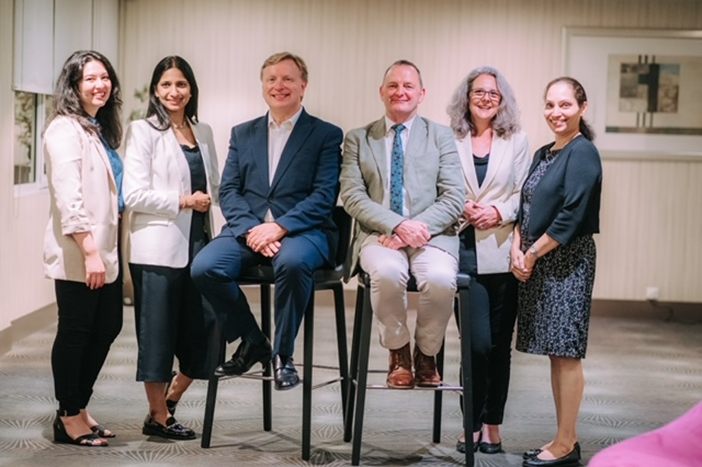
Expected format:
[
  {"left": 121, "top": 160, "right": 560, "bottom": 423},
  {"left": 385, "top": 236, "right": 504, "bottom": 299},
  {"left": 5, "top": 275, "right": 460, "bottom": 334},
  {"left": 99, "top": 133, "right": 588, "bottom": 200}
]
[
  {"left": 387, "top": 343, "right": 414, "bottom": 389},
  {"left": 413, "top": 345, "right": 441, "bottom": 387}
]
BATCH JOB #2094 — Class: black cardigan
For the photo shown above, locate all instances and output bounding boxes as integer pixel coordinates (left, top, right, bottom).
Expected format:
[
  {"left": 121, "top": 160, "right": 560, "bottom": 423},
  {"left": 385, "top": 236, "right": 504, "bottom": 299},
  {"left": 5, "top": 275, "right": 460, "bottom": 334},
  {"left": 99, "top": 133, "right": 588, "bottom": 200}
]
[{"left": 518, "top": 135, "right": 602, "bottom": 245}]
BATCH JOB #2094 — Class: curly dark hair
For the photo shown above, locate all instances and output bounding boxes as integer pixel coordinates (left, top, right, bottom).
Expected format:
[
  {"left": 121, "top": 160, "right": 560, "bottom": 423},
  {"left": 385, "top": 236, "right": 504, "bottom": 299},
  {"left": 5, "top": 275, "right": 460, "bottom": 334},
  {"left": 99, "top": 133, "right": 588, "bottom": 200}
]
[{"left": 51, "top": 50, "right": 123, "bottom": 148}]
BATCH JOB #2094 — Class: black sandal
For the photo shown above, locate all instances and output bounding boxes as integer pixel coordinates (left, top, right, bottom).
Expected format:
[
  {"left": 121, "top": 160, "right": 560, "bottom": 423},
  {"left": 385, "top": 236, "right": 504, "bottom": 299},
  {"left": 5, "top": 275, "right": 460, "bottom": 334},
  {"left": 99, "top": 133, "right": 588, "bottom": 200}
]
[
  {"left": 54, "top": 413, "right": 108, "bottom": 447},
  {"left": 90, "top": 424, "right": 116, "bottom": 438}
]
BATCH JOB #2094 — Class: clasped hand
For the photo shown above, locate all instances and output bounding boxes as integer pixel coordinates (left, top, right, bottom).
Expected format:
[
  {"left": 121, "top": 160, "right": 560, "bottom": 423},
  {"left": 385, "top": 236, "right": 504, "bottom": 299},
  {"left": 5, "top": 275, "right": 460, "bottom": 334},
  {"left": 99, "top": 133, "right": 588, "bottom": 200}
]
[
  {"left": 247, "top": 222, "right": 288, "bottom": 258},
  {"left": 510, "top": 249, "right": 535, "bottom": 282},
  {"left": 382, "top": 219, "right": 430, "bottom": 250},
  {"left": 465, "top": 200, "right": 499, "bottom": 231}
]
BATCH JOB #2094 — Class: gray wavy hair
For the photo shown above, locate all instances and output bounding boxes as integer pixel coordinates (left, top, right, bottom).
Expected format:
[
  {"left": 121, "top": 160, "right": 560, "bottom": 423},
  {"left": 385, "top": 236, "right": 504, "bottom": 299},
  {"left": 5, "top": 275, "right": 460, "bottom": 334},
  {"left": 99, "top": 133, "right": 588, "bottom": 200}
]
[{"left": 447, "top": 66, "right": 521, "bottom": 139}]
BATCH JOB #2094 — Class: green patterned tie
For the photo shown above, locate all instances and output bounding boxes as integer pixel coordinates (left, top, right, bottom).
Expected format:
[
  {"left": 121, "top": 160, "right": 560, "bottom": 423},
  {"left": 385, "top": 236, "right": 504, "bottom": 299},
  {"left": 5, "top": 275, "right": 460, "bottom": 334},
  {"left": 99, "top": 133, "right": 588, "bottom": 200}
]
[{"left": 390, "top": 124, "right": 405, "bottom": 215}]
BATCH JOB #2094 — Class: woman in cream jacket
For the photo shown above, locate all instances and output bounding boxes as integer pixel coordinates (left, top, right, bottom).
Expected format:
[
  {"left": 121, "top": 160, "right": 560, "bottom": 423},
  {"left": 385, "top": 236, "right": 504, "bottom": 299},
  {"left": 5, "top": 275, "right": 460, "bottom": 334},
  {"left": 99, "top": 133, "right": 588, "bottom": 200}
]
[
  {"left": 44, "top": 50, "right": 124, "bottom": 447},
  {"left": 447, "top": 66, "right": 530, "bottom": 454},
  {"left": 123, "top": 56, "right": 220, "bottom": 440}
]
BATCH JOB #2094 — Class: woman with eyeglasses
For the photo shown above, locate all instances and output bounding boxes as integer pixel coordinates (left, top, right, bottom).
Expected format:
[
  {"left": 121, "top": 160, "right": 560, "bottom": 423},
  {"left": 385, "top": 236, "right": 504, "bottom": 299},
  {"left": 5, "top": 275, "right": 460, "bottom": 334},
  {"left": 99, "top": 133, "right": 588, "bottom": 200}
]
[
  {"left": 44, "top": 50, "right": 124, "bottom": 447},
  {"left": 447, "top": 66, "right": 530, "bottom": 455}
]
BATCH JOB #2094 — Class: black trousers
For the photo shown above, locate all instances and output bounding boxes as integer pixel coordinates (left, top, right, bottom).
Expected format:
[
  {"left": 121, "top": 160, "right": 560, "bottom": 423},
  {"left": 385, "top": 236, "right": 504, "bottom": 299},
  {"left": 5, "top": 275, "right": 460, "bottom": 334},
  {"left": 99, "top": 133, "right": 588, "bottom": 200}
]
[
  {"left": 130, "top": 262, "right": 218, "bottom": 382},
  {"left": 458, "top": 228, "right": 518, "bottom": 432},
  {"left": 51, "top": 278, "right": 123, "bottom": 415}
]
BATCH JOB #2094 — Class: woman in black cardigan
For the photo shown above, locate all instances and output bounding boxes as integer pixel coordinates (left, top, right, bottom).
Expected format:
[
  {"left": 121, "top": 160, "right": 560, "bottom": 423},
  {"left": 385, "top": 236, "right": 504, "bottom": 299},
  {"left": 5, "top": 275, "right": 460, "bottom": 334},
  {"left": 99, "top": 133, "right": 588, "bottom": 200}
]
[{"left": 511, "top": 77, "right": 602, "bottom": 467}]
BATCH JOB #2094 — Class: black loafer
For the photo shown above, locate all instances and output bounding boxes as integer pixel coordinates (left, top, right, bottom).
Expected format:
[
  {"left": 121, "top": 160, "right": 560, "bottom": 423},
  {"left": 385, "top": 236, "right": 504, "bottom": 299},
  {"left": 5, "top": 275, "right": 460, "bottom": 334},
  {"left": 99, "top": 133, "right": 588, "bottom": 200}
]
[
  {"left": 455, "top": 432, "right": 481, "bottom": 453},
  {"left": 214, "top": 338, "right": 272, "bottom": 376},
  {"left": 142, "top": 415, "right": 195, "bottom": 440},
  {"left": 522, "top": 446, "right": 580, "bottom": 467},
  {"left": 480, "top": 441, "right": 503, "bottom": 454},
  {"left": 273, "top": 354, "right": 300, "bottom": 390},
  {"left": 524, "top": 442, "right": 580, "bottom": 460}
]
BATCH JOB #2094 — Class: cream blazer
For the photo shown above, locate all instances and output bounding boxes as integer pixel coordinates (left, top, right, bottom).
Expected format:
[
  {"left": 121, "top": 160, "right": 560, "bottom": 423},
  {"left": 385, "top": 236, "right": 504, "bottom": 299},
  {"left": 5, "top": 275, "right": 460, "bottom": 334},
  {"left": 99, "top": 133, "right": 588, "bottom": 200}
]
[
  {"left": 44, "top": 116, "right": 120, "bottom": 283},
  {"left": 123, "top": 117, "right": 220, "bottom": 268},
  {"left": 457, "top": 131, "right": 530, "bottom": 274}
]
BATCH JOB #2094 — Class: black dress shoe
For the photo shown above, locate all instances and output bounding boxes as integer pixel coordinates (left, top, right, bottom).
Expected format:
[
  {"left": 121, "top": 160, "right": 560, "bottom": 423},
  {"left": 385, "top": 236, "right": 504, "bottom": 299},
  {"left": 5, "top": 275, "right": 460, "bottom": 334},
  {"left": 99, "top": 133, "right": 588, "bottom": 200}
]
[
  {"left": 479, "top": 441, "right": 503, "bottom": 454},
  {"left": 522, "top": 446, "right": 580, "bottom": 467},
  {"left": 274, "top": 354, "right": 300, "bottom": 390},
  {"left": 214, "top": 338, "right": 272, "bottom": 376},
  {"left": 142, "top": 415, "right": 195, "bottom": 440},
  {"left": 524, "top": 442, "right": 580, "bottom": 460}
]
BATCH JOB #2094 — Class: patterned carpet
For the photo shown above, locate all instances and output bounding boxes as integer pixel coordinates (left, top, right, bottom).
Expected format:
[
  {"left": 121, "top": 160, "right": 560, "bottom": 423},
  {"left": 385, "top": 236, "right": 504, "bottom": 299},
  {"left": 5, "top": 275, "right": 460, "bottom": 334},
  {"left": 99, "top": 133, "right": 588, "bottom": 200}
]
[{"left": 0, "top": 294, "right": 700, "bottom": 467}]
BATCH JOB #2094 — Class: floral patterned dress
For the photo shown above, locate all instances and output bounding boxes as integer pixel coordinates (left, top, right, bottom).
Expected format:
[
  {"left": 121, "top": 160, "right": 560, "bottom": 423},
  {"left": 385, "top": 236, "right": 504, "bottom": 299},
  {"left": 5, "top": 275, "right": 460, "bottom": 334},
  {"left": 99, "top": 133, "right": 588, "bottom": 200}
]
[{"left": 516, "top": 149, "right": 596, "bottom": 358}]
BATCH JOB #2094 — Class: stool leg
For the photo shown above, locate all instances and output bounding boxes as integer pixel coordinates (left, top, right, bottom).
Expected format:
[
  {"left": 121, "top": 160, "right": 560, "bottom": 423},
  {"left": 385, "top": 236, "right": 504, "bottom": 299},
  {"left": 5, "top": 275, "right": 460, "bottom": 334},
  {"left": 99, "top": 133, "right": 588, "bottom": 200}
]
[
  {"left": 332, "top": 283, "right": 349, "bottom": 424},
  {"left": 201, "top": 330, "right": 226, "bottom": 448},
  {"left": 261, "top": 284, "right": 273, "bottom": 432},
  {"left": 302, "top": 296, "right": 314, "bottom": 460},
  {"left": 344, "top": 285, "right": 365, "bottom": 442},
  {"left": 458, "top": 287, "right": 474, "bottom": 466},
  {"left": 351, "top": 285, "right": 373, "bottom": 466},
  {"left": 432, "top": 340, "right": 445, "bottom": 443}
]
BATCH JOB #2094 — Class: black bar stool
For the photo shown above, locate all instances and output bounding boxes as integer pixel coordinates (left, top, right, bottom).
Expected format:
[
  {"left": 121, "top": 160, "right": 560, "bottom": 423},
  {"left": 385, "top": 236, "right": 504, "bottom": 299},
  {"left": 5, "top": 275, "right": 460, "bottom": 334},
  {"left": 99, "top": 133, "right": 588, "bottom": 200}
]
[
  {"left": 200, "top": 206, "right": 352, "bottom": 461},
  {"left": 344, "top": 271, "right": 473, "bottom": 466}
]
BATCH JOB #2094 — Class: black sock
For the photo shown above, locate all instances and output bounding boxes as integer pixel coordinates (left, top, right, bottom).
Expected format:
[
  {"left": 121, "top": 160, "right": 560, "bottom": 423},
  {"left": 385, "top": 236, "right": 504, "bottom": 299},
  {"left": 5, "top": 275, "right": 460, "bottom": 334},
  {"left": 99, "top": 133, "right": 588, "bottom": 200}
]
[{"left": 242, "top": 327, "right": 266, "bottom": 346}]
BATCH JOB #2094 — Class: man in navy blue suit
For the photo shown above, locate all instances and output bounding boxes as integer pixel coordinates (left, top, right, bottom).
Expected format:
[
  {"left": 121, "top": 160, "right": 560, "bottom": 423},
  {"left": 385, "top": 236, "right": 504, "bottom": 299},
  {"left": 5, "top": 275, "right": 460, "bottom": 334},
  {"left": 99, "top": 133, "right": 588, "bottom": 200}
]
[{"left": 192, "top": 52, "right": 342, "bottom": 390}]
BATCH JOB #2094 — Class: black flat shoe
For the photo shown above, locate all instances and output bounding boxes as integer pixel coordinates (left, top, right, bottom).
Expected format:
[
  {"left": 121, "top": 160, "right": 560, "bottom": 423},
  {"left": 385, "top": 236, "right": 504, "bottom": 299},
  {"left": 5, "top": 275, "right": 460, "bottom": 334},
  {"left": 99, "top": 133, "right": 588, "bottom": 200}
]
[
  {"left": 142, "top": 415, "right": 195, "bottom": 440},
  {"left": 214, "top": 338, "right": 272, "bottom": 376},
  {"left": 53, "top": 412, "right": 107, "bottom": 447},
  {"left": 524, "top": 442, "right": 580, "bottom": 460},
  {"left": 274, "top": 354, "right": 300, "bottom": 390},
  {"left": 456, "top": 431, "right": 481, "bottom": 453},
  {"left": 90, "top": 424, "right": 116, "bottom": 438},
  {"left": 522, "top": 446, "right": 580, "bottom": 467},
  {"left": 479, "top": 441, "right": 503, "bottom": 454}
]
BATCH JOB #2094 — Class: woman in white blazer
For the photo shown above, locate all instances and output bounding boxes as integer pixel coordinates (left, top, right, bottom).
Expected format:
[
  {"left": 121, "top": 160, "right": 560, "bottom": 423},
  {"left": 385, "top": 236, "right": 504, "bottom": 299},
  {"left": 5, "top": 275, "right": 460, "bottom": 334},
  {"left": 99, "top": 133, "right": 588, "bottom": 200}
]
[
  {"left": 44, "top": 50, "right": 124, "bottom": 447},
  {"left": 447, "top": 66, "right": 531, "bottom": 454},
  {"left": 123, "top": 56, "right": 220, "bottom": 440}
]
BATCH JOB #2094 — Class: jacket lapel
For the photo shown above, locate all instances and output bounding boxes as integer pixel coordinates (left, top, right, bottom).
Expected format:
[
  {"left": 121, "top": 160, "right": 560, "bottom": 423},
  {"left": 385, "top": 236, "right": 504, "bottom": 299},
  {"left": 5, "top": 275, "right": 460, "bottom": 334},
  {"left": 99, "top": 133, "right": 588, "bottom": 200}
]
[
  {"left": 480, "top": 136, "right": 508, "bottom": 195},
  {"left": 270, "top": 109, "right": 312, "bottom": 191},
  {"left": 403, "top": 116, "right": 427, "bottom": 194},
  {"left": 250, "top": 116, "right": 270, "bottom": 189},
  {"left": 89, "top": 134, "right": 117, "bottom": 192},
  {"left": 457, "top": 136, "right": 479, "bottom": 198},
  {"left": 367, "top": 118, "right": 387, "bottom": 188}
]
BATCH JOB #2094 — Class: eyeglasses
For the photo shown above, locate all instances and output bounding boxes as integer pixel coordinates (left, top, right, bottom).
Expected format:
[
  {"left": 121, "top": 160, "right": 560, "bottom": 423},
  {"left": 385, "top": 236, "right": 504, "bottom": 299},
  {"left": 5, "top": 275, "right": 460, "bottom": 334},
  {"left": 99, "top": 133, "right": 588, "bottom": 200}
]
[{"left": 470, "top": 89, "right": 501, "bottom": 101}]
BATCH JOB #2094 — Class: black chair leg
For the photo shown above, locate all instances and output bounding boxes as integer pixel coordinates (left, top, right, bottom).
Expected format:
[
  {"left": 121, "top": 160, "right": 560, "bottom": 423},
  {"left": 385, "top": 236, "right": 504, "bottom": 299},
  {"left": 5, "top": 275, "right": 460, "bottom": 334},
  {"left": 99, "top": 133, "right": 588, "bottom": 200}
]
[
  {"left": 432, "top": 340, "right": 445, "bottom": 443},
  {"left": 351, "top": 284, "right": 373, "bottom": 466},
  {"left": 260, "top": 285, "right": 273, "bottom": 432},
  {"left": 344, "top": 285, "right": 365, "bottom": 442},
  {"left": 201, "top": 330, "right": 226, "bottom": 448},
  {"left": 302, "top": 296, "right": 314, "bottom": 460},
  {"left": 332, "top": 283, "right": 349, "bottom": 424},
  {"left": 458, "top": 287, "right": 474, "bottom": 467}
]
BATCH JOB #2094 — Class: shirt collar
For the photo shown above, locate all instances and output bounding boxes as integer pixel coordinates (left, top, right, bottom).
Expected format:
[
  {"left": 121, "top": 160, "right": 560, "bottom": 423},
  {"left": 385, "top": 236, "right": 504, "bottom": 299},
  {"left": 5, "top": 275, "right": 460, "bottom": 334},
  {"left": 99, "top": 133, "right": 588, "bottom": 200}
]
[
  {"left": 384, "top": 115, "right": 416, "bottom": 136},
  {"left": 268, "top": 106, "right": 304, "bottom": 130}
]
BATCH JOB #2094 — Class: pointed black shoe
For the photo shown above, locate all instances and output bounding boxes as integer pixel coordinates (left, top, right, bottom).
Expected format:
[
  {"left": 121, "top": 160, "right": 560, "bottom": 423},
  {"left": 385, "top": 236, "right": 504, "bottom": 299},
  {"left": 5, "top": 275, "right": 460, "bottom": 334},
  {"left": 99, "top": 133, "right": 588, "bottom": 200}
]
[
  {"left": 274, "top": 354, "right": 300, "bottom": 391},
  {"left": 142, "top": 415, "right": 195, "bottom": 440},
  {"left": 522, "top": 445, "right": 580, "bottom": 467},
  {"left": 214, "top": 338, "right": 272, "bottom": 376},
  {"left": 479, "top": 441, "right": 503, "bottom": 454}
]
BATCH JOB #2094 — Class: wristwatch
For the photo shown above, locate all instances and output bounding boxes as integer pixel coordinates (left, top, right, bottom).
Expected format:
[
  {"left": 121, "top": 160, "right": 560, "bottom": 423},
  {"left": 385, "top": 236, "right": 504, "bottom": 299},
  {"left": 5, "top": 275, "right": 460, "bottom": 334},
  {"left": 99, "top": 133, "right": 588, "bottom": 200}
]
[{"left": 528, "top": 245, "right": 539, "bottom": 258}]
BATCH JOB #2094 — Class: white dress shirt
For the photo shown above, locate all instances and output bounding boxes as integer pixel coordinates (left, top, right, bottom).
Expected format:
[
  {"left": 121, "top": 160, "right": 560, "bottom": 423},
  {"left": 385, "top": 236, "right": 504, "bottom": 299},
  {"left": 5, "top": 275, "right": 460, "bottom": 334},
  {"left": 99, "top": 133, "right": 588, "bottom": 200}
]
[
  {"left": 265, "top": 106, "right": 303, "bottom": 221},
  {"left": 383, "top": 115, "right": 415, "bottom": 217}
]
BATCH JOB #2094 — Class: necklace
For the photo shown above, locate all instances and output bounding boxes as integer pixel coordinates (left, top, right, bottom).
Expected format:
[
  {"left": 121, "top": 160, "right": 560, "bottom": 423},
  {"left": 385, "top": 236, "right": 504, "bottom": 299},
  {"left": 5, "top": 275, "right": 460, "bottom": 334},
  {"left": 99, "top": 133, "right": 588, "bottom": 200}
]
[{"left": 173, "top": 121, "right": 187, "bottom": 130}]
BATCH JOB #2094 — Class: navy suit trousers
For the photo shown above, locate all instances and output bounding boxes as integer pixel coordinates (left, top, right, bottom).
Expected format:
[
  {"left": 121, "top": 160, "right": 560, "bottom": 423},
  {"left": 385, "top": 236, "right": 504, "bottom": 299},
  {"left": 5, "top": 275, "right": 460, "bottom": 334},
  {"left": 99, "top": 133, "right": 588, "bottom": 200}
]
[{"left": 191, "top": 230, "right": 326, "bottom": 357}]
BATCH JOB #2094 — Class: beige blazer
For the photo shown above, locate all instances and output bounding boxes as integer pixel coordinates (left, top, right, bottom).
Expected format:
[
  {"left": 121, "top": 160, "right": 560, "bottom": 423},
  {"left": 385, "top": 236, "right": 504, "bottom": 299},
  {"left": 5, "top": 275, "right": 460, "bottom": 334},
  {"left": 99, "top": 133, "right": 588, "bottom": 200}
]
[
  {"left": 44, "top": 116, "right": 120, "bottom": 283},
  {"left": 340, "top": 116, "right": 465, "bottom": 279},
  {"left": 457, "top": 131, "right": 530, "bottom": 274},
  {"left": 123, "top": 117, "right": 220, "bottom": 268}
]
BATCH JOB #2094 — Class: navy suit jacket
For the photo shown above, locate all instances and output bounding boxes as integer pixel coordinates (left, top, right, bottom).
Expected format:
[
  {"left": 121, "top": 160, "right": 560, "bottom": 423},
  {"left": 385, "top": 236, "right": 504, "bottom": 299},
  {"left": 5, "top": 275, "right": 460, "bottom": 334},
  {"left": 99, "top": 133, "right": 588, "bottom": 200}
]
[{"left": 219, "top": 108, "right": 343, "bottom": 263}]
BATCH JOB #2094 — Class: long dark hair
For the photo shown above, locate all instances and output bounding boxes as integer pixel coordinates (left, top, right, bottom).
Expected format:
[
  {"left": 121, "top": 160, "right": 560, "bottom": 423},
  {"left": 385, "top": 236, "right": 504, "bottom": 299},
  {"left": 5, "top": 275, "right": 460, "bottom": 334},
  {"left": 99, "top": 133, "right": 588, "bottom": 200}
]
[
  {"left": 545, "top": 76, "right": 595, "bottom": 141},
  {"left": 51, "top": 50, "right": 123, "bottom": 148},
  {"left": 146, "top": 56, "right": 199, "bottom": 131}
]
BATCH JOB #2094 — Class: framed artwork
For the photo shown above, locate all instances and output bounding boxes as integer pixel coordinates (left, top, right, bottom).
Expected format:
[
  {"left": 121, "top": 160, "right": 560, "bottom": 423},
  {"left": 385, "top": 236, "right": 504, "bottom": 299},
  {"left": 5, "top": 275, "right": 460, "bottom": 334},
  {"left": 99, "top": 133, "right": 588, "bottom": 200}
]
[{"left": 563, "top": 27, "right": 702, "bottom": 159}]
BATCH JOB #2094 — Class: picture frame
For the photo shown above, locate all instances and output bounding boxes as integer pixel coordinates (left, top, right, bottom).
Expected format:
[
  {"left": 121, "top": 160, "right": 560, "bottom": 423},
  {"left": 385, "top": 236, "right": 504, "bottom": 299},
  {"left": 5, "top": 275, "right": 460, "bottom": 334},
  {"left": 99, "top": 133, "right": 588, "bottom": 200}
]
[{"left": 563, "top": 27, "right": 702, "bottom": 160}]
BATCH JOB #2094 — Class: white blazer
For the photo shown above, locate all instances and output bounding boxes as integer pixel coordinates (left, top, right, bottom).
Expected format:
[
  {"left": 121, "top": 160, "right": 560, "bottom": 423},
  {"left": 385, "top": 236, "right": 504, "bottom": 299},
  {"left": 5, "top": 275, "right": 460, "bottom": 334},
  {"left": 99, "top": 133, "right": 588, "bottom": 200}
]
[
  {"left": 457, "top": 131, "right": 530, "bottom": 274},
  {"left": 44, "top": 116, "right": 120, "bottom": 283},
  {"left": 123, "top": 117, "right": 220, "bottom": 268}
]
